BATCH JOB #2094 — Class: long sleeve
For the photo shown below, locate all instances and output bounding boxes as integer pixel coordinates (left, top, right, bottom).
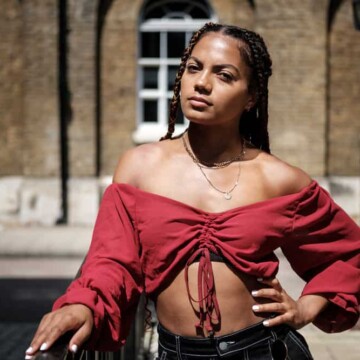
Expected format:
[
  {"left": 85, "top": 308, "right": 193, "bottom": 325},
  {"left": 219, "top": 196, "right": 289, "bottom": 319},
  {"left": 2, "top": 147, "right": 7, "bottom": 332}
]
[
  {"left": 53, "top": 184, "right": 144, "bottom": 351},
  {"left": 282, "top": 183, "right": 360, "bottom": 333}
]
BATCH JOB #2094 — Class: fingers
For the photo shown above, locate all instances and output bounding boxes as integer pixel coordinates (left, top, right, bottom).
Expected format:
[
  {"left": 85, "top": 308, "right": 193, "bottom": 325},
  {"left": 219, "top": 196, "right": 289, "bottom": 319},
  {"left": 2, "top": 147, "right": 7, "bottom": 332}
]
[
  {"left": 252, "top": 301, "right": 295, "bottom": 328},
  {"left": 252, "top": 277, "right": 286, "bottom": 302},
  {"left": 252, "top": 301, "right": 286, "bottom": 314},
  {"left": 262, "top": 314, "right": 293, "bottom": 328},
  {"left": 69, "top": 319, "right": 93, "bottom": 353},
  {"left": 252, "top": 288, "right": 283, "bottom": 302},
  {"left": 252, "top": 277, "right": 297, "bottom": 328},
  {"left": 25, "top": 304, "right": 93, "bottom": 357},
  {"left": 25, "top": 313, "right": 54, "bottom": 355},
  {"left": 257, "top": 277, "right": 283, "bottom": 291},
  {"left": 26, "top": 313, "right": 73, "bottom": 355}
]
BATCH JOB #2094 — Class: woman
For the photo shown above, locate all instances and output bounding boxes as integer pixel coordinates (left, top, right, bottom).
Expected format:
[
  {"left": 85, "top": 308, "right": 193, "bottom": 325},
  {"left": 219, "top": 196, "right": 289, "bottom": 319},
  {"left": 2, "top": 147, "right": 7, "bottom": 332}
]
[{"left": 26, "top": 23, "right": 360, "bottom": 360}]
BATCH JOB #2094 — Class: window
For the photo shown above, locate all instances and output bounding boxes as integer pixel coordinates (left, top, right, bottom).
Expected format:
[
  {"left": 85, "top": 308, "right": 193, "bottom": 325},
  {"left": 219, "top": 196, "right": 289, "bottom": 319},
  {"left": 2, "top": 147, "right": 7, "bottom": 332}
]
[{"left": 133, "top": 0, "right": 216, "bottom": 143}]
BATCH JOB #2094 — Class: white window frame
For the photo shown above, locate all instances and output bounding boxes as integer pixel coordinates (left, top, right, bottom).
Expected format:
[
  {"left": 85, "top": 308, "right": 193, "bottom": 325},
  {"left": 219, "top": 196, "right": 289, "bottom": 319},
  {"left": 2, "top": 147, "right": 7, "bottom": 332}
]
[{"left": 133, "top": 16, "right": 217, "bottom": 144}]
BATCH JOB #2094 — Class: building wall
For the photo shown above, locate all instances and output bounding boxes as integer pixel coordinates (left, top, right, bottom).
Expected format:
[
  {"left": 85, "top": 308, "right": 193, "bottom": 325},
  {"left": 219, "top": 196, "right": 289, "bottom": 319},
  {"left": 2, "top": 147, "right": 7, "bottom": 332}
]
[
  {"left": 1, "top": 0, "right": 360, "bottom": 226},
  {"left": 100, "top": 0, "right": 143, "bottom": 175},
  {"left": 22, "top": 0, "right": 60, "bottom": 177},
  {"left": 256, "top": 0, "right": 328, "bottom": 176},
  {"left": 0, "top": 1, "right": 24, "bottom": 176},
  {"left": 328, "top": 0, "right": 360, "bottom": 175},
  {"left": 211, "top": 0, "right": 255, "bottom": 29},
  {"left": 0, "top": 1, "right": 59, "bottom": 177},
  {"left": 67, "top": 0, "right": 98, "bottom": 176}
]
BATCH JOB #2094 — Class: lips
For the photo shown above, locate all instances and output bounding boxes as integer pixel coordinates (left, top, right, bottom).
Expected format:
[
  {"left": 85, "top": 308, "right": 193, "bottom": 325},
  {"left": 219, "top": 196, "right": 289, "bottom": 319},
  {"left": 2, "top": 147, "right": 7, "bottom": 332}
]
[{"left": 188, "top": 96, "right": 212, "bottom": 106}]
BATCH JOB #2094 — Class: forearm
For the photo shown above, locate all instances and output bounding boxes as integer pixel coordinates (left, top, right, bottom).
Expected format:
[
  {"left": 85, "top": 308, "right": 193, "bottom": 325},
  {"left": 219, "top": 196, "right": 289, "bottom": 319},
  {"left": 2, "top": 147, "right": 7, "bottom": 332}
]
[{"left": 297, "top": 294, "right": 329, "bottom": 325}]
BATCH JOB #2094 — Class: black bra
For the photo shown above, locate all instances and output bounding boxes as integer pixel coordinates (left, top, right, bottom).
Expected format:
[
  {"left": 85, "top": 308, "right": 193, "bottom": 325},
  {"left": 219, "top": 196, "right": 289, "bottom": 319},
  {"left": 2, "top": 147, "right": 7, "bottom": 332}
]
[{"left": 192, "top": 251, "right": 226, "bottom": 263}]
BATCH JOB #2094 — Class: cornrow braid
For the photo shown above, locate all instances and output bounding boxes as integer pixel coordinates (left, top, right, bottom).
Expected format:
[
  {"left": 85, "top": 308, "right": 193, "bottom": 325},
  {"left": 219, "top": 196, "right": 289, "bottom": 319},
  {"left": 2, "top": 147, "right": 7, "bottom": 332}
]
[
  {"left": 161, "top": 23, "right": 273, "bottom": 154},
  {"left": 228, "top": 27, "right": 272, "bottom": 153}
]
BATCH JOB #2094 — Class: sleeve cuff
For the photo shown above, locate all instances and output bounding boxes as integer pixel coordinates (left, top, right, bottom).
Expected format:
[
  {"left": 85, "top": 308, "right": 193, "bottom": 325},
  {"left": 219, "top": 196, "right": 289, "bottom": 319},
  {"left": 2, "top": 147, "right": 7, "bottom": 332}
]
[{"left": 301, "top": 291, "right": 359, "bottom": 333}]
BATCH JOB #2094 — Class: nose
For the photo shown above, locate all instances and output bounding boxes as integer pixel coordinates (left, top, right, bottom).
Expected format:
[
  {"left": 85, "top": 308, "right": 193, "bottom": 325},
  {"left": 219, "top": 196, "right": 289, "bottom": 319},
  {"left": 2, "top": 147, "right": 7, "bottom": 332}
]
[{"left": 194, "top": 71, "right": 212, "bottom": 94}]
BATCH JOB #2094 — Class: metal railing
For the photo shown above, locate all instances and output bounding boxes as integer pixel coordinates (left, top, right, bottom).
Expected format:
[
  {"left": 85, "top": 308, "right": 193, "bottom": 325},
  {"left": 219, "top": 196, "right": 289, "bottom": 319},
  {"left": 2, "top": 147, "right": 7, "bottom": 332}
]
[
  {"left": 31, "top": 256, "right": 156, "bottom": 360},
  {"left": 32, "top": 301, "right": 154, "bottom": 360}
]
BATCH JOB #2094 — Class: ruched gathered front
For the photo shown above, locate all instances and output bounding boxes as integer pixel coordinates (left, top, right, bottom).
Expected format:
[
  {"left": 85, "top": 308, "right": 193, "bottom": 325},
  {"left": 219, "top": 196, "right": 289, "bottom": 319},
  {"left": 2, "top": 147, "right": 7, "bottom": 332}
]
[
  {"left": 53, "top": 181, "right": 360, "bottom": 351},
  {"left": 184, "top": 214, "right": 221, "bottom": 335}
]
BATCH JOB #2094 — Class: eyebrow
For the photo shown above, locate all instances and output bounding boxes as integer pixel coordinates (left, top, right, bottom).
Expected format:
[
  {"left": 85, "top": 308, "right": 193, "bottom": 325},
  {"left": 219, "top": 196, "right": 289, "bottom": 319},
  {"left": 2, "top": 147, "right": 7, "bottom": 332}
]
[{"left": 188, "top": 56, "right": 241, "bottom": 76}]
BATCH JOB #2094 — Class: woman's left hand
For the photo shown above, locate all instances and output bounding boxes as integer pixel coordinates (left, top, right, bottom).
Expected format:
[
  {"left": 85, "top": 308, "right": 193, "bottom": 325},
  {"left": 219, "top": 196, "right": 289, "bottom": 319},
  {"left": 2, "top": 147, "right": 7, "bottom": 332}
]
[{"left": 251, "top": 277, "right": 328, "bottom": 329}]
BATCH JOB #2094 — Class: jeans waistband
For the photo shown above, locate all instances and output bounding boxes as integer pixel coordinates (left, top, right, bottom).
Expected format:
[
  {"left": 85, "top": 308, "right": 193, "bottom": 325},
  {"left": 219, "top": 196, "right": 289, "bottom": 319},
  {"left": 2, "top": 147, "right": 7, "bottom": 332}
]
[{"left": 158, "top": 321, "right": 290, "bottom": 357}]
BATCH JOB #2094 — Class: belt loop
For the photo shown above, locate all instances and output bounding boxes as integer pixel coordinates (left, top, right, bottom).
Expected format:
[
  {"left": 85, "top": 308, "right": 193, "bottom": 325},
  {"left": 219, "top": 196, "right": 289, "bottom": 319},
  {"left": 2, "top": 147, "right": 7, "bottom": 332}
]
[
  {"left": 271, "top": 329, "right": 278, "bottom": 341},
  {"left": 244, "top": 348, "right": 250, "bottom": 360},
  {"left": 175, "top": 335, "right": 183, "bottom": 360}
]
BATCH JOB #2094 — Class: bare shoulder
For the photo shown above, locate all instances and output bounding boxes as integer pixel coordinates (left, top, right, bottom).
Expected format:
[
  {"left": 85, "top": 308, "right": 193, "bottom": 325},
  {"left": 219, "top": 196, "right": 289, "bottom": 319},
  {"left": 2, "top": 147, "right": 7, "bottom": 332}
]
[
  {"left": 256, "top": 152, "right": 312, "bottom": 197},
  {"left": 112, "top": 141, "right": 166, "bottom": 185}
]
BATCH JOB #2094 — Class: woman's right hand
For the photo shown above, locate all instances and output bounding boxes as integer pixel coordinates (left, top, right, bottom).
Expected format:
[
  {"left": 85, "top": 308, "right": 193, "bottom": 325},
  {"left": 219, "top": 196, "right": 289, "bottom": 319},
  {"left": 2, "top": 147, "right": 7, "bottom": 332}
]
[{"left": 25, "top": 304, "right": 93, "bottom": 358}]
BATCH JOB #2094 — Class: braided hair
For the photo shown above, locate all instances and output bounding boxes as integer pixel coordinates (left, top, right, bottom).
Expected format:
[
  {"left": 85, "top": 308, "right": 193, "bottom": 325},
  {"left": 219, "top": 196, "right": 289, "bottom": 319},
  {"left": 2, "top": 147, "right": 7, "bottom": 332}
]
[{"left": 161, "top": 23, "right": 273, "bottom": 153}]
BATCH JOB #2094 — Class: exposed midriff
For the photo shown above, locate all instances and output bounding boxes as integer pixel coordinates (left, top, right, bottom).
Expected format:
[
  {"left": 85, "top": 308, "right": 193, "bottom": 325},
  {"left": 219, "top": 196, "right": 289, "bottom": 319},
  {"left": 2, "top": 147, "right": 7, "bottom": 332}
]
[{"left": 156, "top": 261, "right": 268, "bottom": 337}]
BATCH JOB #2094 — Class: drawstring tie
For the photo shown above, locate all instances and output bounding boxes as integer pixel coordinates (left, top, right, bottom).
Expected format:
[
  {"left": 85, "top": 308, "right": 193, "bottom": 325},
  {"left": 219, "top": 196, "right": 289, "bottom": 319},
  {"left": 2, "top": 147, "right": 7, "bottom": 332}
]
[{"left": 185, "top": 245, "right": 221, "bottom": 336}]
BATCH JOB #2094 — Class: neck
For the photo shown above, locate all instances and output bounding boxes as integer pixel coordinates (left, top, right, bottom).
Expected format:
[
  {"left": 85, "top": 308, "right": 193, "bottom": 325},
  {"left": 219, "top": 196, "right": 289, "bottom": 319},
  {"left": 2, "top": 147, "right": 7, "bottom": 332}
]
[{"left": 186, "top": 123, "right": 244, "bottom": 163}]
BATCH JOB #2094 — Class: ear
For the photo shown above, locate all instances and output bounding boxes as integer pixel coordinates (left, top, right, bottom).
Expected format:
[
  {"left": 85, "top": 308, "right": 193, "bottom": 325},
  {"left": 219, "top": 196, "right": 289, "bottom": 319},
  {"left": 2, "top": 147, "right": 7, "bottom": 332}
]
[{"left": 245, "top": 94, "right": 257, "bottom": 111}]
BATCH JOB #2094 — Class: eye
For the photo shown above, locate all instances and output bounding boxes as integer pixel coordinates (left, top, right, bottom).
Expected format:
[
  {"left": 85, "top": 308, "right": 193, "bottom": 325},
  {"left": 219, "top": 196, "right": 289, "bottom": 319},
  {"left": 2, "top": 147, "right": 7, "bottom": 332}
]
[
  {"left": 218, "top": 72, "right": 234, "bottom": 82},
  {"left": 186, "top": 63, "right": 199, "bottom": 73}
]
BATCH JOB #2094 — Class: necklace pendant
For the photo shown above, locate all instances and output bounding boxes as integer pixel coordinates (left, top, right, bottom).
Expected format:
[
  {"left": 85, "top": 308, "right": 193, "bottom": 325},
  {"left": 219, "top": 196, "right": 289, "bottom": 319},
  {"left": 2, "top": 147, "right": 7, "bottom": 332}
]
[{"left": 224, "top": 192, "right": 232, "bottom": 200}]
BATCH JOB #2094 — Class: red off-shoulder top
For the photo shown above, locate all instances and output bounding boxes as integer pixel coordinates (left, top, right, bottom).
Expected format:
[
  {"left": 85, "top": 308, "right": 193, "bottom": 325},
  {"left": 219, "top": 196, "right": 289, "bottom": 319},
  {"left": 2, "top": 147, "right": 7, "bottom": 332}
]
[{"left": 53, "top": 180, "right": 360, "bottom": 351}]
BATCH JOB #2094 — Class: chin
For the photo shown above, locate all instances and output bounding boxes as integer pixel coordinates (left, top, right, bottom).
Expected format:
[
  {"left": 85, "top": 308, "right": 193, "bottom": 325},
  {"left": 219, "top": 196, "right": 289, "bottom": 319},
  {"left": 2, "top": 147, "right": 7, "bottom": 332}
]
[
  {"left": 186, "top": 117, "right": 214, "bottom": 126},
  {"left": 184, "top": 111, "right": 213, "bottom": 124}
]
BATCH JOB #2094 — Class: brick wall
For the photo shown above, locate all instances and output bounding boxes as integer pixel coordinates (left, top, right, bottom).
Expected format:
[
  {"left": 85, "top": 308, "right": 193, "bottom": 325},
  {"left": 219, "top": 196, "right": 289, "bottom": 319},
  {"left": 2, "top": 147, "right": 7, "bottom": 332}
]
[
  {"left": 22, "top": 0, "right": 60, "bottom": 177},
  {"left": 1, "top": 0, "right": 360, "bottom": 179},
  {"left": 67, "top": 0, "right": 97, "bottom": 176},
  {"left": 328, "top": 0, "right": 360, "bottom": 175},
  {"left": 212, "top": 0, "right": 255, "bottom": 29},
  {"left": 99, "top": 0, "right": 142, "bottom": 175},
  {"left": 0, "top": 1, "right": 24, "bottom": 176},
  {"left": 255, "top": 0, "right": 328, "bottom": 175}
]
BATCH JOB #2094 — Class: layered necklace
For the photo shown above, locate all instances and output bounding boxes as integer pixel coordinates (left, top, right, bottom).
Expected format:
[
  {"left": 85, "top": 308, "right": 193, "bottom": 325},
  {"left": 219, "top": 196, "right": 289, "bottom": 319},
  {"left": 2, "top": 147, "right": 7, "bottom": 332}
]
[{"left": 182, "top": 131, "right": 246, "bottom": 200}]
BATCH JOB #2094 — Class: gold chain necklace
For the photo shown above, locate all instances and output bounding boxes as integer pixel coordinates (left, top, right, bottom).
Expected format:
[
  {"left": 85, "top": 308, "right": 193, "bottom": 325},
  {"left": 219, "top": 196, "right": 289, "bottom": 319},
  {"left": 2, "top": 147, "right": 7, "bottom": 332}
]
[
  {"left": 182, "top": 131, "right": 245, "bottom": 169},
  {"left": 182, "top": 133, "right": 246, "bottom": 200}
]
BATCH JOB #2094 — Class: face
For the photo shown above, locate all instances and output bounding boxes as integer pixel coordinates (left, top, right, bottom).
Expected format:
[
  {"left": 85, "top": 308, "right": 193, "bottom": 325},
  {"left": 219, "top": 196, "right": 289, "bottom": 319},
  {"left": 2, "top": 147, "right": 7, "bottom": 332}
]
[{"left": 180, "top": 32, "right": 255, "bottom": 127}]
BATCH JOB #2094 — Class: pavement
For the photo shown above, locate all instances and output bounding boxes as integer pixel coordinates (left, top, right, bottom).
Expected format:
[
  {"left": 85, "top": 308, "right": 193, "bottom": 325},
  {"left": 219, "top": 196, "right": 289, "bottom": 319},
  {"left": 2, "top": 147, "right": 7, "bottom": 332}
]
[{"left": 0, "top": 225, "right": 359, "bottom": 360}]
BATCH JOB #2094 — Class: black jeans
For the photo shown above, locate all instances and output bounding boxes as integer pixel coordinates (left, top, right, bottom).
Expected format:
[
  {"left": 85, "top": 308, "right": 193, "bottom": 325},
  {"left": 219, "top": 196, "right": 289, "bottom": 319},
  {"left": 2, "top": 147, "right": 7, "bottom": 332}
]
[{"left": 157, "top": 321, "right": 313, "bottom": 359}]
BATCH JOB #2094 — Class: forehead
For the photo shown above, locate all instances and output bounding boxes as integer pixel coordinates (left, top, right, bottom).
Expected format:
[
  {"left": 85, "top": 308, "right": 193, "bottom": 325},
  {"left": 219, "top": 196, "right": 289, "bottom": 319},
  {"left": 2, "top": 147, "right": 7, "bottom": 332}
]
[{"left": 191, "top": 33, "right": 246, "bottom": 66}]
